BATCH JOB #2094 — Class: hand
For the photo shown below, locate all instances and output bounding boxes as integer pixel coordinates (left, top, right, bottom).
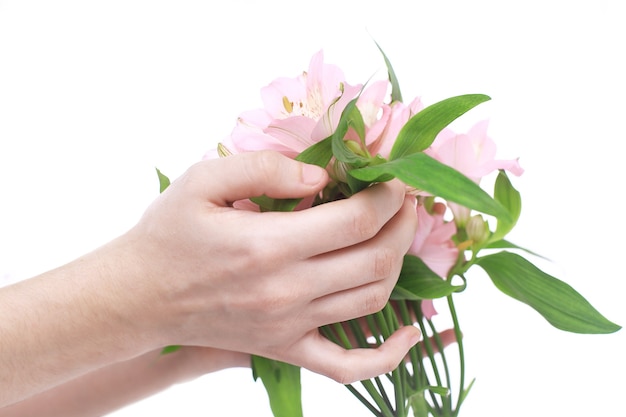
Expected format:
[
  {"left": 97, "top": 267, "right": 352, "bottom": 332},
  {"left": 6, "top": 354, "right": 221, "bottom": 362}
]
[{"left": 113, "top": 150, "right": 420, "bottom": 384}]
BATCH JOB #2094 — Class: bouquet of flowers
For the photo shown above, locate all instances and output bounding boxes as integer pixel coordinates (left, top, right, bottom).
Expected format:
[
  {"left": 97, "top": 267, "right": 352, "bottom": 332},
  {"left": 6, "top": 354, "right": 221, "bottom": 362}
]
[{"left": 159, "top": 46, "right": 620, "bottom": 417}]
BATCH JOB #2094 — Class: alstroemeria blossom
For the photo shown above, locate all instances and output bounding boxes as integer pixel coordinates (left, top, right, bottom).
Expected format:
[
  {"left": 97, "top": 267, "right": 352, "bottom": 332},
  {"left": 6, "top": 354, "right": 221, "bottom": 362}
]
[
  {"left": 409, "top": 202, "right": 458, "bottom": 279},
  {"left": 180, "top": 48, "right": 617, "bottom": 417},
  {"left": 426, "top": 120, "right": 524, "bottom": 182},
  {"left": 229, "top": 50, "right": 363, "bottom": 157},
  {"left": 425, "top": 120, "right": 524, "bottom": 224},
  {"left": 370, "top": 96, "right": 423, "bottom": 158},
  {"left": 408, "top": 202, "right": 458, "bottom": 321}
]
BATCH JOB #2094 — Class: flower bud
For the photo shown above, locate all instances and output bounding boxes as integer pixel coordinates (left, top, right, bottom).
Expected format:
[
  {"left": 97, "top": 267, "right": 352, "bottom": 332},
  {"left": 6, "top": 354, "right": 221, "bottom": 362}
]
[
  {"left": 344, "top": 139, "right": 366, "bottom": 156},
  {"left": 465, "top": 215, "right": 490, "bottom": 247},
  {"left": 331, "top": 159, "right": 350, "bottom": 183}
]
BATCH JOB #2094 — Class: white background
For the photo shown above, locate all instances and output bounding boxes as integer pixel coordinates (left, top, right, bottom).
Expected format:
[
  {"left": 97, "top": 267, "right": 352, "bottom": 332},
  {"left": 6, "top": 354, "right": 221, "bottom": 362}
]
[{"left": 1, "top": 1, "right": 624, "bottom": 416}]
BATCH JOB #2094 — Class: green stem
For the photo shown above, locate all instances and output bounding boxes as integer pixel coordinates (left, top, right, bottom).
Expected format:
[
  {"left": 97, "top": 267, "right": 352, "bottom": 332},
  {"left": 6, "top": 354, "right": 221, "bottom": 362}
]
[
  {"left": 366, "top": 314, "right": 383, "bottom": 345},
  {"left": 383, "top": 304, "right": 406, "bottom": 417},
  {"left": 361, "top": 379, "right": 396, "bottom": 417},
  {"left": 374, "top": 377, "right": 394, "bottom": 413},
  {"left": 398, "top": 301, "right": 420, "bottom": 391},
  {"left": 348, "top": 319, "right": 371, "bottom": 348},
  {"left": 447, "top": 295, "right": 466, "bottom": 417},
  {"left": 322, "top": 324, "right": 391, "bottom": 415},
  {"left": 427, "top": 318, "right": 452, "bottom": 414},
  {"left": 411, "top": 301, "right": 442, "bottom": 415},
  {"left": 332, "top": 322, "right": 353, "bottom": 349},
  {"left": 320, "top": 325, "right": 339, "bottom": 345},
  {"left": 346, "top": 384, "right": 384, "bottom": 417},
  {"left": 374, "top": 309, "right": 392, "bottom": 339},
  {"left": 413, "top": 305, "right": 442, "bottom": 388}
]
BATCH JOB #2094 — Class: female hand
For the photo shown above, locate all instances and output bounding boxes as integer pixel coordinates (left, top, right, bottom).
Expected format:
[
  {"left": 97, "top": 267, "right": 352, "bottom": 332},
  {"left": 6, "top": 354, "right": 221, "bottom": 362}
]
[
  {"left": 119, "top": 150, "right": 421, "bottom": 384},
  {"left": 0, "top": 150, "right": 419, "bottom": 407}
]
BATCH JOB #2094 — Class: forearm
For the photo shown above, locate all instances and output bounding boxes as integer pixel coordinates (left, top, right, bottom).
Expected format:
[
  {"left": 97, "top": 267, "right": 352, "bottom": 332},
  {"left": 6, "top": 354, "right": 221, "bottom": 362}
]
[
  {"left": 0, "top": 237, "right": 158, "bottom": 407},
  {"left": 0, "top": 347, "right": 249, "bottom": 417},
  {"left": 0, "top": 349, "right": 187, "bottom": 417}
]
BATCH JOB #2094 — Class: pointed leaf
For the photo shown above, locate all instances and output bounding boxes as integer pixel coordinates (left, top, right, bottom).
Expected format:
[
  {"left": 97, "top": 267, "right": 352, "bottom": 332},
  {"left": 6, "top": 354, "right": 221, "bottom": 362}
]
[
  {"left": 374, "top": 40, "right": 403, "bottom": 103},
  {"left": 251, "top": 136, "right": 334, "bottom": 212},
  {"left": 250, "top": 195, "right": 301, "bottom": 212},
  {"left": 251, "top": 356, "right": 303, "bottom": 417},
  {"left": 476, "top": 251, "right": 621, "bottom": 334},
  {"left": 331, "top": 99, "right": 370, "bottom": 167},
  {"left": 156, "top": 167, "right": 170, "bottom": 193},
  {"left": 160, "top": 345, "right": 181, "bottom": 355},
  {"left": 490, "top": 170, "right": 522, "bottom": 242},
  {"left": 389, "top": 94, "right": 491, "bottom": 160},
  {"left": 484, "top": 239, "right": 547, "bottom": 259},
  {"left": 346, "top": 174, "right": 372, "bottom": 195},
  {"left": 295, "top": 135, "right": 333, "bottom": 167},
  {"left": 392, "top": 255, "right": 462, "bottom": 300},
  {"left": 350, "top": 153, "right": 512, "bottom": 221}
]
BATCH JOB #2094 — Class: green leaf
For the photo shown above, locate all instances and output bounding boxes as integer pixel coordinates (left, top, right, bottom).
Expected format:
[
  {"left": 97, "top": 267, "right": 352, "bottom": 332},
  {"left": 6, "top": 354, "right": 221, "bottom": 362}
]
[
  {"left": 346, "top": 174, "right": 373, "bottom": 196},
  {"left": 251, "top": 136, "right": 334, "bottom": 212},
  {"left": 490, "top": 170, "right": 521, "bottom": 242},
  {"left": 373, "top": 40, "right": 403, "bottom": 103},
  {"left": 458, "top": 378, "right": 476, "bottom": 408},
  {"left": 250, "top": 195, "right": 302, "bottom": 212},
  {"left": 427, "top": 385, "right": 451, "bottom": 397},
  {"left": 392, "top": 255, "right": 463, "bottom": 300},
  {"left": 331, "top": 99, "right": 370, "bottom": 167},
  {"left": 160, "top": 345, "right": 181, "bottom": 355},
  {"left": 251, "top": 356, "right": 303, "bottom": 417},
  {"left": 389, "top": 94, "right": 491, "bottom": 160},
  {"left": 350, "top": 153, "right": 512, "bottom": 221},
  {"left": 295, "top": 135, "right": 333, "bottom": 167},
  {"left": 484, "top": 239, "right": 547, "bottom": 259},
  {"left": 476, "top": 251, "right": 621, "bottom": 334},
  {"left": 156, "top": 167, "right": 170, "bottom": 193}
]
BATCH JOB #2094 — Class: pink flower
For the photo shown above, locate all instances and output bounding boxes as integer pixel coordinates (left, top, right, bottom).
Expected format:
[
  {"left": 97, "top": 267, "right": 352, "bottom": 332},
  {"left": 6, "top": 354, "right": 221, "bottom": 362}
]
[
  {"left": 408, "top": 202, "right": 458, "bottom": 320},
  {"left": 426, "top": 120, "right": 524, "bottom": 182},
  {"left": 223, "top": 50, "right": 415, "bottom": 164},
  {"left": 421, "top": 299, "right": 438, "bottom": 321},
  {"left": 425, "top": 120, "right": 524, "bottom": 224},
  {"left": 229, "top": 50, "right": 363, "bottom": 156},
  {"left": 369, "top": 96, "right": 423, "bottom": 158},
  {"left": 409, "top": 202, "right": 458, "bottom": 279}
]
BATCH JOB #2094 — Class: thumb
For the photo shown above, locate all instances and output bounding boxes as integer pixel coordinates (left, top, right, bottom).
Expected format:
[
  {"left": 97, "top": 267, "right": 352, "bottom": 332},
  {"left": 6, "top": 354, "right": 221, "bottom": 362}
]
[{"left": 190, "top": 151, "right": 328, "bottom": 206}]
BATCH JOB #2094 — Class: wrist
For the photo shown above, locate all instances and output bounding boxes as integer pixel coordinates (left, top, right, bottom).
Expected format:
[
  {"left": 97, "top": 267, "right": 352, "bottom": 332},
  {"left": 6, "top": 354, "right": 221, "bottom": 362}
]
[
  {"left": 174, "top": 347, "right": 251, "bottom": 381},
  {"left": 89, "top": 231, "right": 173, "bottom": 355}
]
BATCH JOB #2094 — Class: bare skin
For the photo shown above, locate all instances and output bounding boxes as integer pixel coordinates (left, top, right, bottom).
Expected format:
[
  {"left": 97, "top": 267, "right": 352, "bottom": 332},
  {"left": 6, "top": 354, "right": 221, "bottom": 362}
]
[
  {"left": 0, "top": 151, "right": 420, "bottom": 415},
  {"left": 0, "top": 347, "right": 249, "bottom": 417}
]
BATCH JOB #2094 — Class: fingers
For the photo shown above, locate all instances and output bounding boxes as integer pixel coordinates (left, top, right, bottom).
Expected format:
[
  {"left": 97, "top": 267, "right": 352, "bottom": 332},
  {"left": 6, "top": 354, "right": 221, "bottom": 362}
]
[
  {"left": 305, "top": 195, "right": 418, "bottom": 319},
  {"left": 268, "top": 178, "right": 410, "bottom": 259},
  {"left": 184, "top": 151, "right": 329, "bottom": 205},
  {"left": 290, "top": 326, "right": 421, "bottom": 384},
  {"left": 180, "top": 151, "right": 410, "bottom": 261}
]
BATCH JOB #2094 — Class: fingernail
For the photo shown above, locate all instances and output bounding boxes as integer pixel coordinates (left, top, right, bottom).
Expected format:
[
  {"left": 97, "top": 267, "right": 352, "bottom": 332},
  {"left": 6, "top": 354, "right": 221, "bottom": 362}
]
[
  {"left": 409, "top": 326, "right": 421, "bottom": 346},
  {"left": 302, "top": 164, "right": 326, "bottom": 185}
]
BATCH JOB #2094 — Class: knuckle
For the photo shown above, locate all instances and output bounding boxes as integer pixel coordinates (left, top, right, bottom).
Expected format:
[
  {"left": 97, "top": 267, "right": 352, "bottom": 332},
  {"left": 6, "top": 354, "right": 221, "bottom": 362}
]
[
  {"left": 246, "top": 150, "right": 282, "bottom": 184},
  {"left": 362, "top": 286, "right": 389, "bottom": 315},
  {"left": 350, "top": 206, "right": 379, "bottom": 241},
  {"left": 373, "top": 246, "right": 399, "bottom": 281}
]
